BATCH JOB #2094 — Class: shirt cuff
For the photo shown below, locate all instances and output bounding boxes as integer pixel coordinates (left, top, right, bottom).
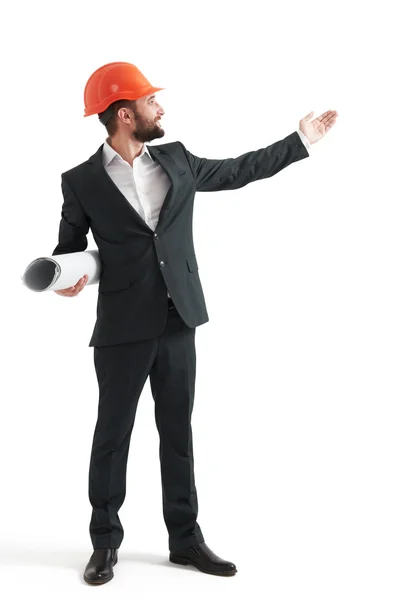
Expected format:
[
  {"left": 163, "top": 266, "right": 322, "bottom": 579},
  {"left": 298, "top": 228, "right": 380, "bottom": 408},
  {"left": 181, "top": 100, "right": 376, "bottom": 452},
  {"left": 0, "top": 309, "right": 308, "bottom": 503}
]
[{"left": 297, "top": 129, "right": 311, "bottom": 151}]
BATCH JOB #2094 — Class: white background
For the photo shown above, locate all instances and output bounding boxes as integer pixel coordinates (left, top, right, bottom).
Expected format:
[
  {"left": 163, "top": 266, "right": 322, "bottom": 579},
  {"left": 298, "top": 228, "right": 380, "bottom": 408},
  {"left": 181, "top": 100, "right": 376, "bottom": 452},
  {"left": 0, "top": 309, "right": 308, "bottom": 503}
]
[{"left": 2, "top": 0, "right": 399, "bottom": 598}]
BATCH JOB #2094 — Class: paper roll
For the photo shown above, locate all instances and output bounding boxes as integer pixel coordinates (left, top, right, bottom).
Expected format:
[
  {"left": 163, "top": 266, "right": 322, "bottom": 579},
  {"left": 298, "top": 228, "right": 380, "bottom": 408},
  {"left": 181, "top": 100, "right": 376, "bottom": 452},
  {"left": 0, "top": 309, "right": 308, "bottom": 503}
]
[{"left": 22, "top": 250, "right": 101, "bottom": 292}]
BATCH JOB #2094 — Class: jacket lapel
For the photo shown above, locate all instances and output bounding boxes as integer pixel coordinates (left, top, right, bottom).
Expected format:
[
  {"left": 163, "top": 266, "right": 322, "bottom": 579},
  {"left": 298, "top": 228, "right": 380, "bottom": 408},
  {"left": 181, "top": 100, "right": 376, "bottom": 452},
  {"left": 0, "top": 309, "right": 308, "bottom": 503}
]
[
  {"left": 147, "top": 145, "right": 187, "bottom": 232},
  {"left": 86, "top": 143, "right": 186, "bottom": 233}
]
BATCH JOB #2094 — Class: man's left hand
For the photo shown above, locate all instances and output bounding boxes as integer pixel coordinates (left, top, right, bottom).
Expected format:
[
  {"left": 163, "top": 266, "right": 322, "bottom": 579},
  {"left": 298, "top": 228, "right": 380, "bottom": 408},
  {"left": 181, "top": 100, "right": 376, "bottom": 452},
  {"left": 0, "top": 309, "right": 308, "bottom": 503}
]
[{"left": 299, "top": 110, "right": 338, "bottom": 144}]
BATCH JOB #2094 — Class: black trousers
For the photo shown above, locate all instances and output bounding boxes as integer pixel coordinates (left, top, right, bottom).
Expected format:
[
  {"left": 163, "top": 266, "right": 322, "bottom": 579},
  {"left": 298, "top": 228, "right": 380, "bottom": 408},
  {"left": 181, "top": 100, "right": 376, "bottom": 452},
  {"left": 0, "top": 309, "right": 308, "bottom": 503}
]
[{"left": 88, "top": 297, "right": 205, "bottom": 552}]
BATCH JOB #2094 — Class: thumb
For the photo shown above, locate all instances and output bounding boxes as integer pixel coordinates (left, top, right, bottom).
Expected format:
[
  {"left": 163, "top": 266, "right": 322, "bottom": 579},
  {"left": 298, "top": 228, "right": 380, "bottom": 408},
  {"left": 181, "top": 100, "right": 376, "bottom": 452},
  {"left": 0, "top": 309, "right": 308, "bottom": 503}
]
[{"left": 302, "top": 111, "right": 314, "bottom": 121}]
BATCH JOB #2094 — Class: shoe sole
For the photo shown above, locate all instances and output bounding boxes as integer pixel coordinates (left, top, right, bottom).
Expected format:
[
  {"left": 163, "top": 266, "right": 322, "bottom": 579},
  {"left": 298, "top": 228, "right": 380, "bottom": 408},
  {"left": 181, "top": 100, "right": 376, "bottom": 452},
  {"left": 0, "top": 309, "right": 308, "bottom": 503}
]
[
  {"left": 83, "top": 556, "right": 118, "bottom": 585},
  {"left": 169, "top": 554, "right": 237, "bottom": 576}
]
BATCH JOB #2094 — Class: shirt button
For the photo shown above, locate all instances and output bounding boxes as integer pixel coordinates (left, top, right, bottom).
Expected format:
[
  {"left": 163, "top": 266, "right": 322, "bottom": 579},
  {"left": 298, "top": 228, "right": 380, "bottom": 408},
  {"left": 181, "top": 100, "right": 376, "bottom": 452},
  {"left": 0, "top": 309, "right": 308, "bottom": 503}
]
[
  {"left": 160, "top": 260, "right": 165, "bottom": 267},
  {"left": 154, "top": 233, "right": 159, "bottom": 239}
]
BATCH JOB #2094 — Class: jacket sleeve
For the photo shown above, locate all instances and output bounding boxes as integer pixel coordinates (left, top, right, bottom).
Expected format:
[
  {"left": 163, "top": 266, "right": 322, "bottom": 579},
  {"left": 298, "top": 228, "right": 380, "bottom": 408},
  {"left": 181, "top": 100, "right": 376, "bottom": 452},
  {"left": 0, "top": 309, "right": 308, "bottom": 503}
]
[
  {"left": 52, "top": 174, "right": 90, "bottom": 256},
  {"left": 178, "top": 131, "right": 309, "bottom": 193}
]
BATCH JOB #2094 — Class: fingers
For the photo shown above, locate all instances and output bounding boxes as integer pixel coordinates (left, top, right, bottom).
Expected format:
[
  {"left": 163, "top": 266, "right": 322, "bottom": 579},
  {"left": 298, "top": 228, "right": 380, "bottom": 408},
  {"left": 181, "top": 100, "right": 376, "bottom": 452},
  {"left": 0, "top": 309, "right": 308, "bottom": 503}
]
[
  {"left": 317, "top": 109, "right": 338, "bottom": 124},
  {"left": 319, "top": 110, "right": 338, "bottom": 135},
  {"left": 317, "top": 110, "right": 331, "bottom": 121},
  {"left": 71, "top": 274, "right": 89, "bottom": 294},
  {"left": 325, "top": 111, "right": 338, "bottom": 129},
  {"left": 301, "top": 111, "right": 314, "bottom": 121},
  {"left": 56, "top": 274, "right": 88, "bottom": 296}
]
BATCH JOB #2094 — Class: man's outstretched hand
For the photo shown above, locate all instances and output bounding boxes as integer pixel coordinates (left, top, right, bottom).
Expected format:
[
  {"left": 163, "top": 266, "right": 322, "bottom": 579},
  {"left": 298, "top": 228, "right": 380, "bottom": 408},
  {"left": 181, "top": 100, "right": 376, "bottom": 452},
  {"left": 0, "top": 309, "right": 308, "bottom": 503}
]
[{"left": 299, "top": 110, "right": 338, "bottom": 145}]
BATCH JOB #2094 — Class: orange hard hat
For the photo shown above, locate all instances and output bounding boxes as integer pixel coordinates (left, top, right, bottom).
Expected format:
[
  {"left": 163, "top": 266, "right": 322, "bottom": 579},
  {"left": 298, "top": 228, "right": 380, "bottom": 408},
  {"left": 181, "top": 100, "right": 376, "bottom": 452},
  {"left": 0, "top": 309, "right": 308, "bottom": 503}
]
[{"left": 83, "top": 62, "right": 165, "bottom": 117}]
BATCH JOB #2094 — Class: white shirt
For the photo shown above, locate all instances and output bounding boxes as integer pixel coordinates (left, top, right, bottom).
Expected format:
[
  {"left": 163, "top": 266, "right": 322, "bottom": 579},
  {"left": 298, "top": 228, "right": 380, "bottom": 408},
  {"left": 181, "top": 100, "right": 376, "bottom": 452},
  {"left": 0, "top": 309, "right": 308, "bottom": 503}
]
[
  {"left": 102, "top": 130, "right": 311, "bottom": 299},
  {"left": 102, "top": 137, "right": 171, "bottom": 231}
]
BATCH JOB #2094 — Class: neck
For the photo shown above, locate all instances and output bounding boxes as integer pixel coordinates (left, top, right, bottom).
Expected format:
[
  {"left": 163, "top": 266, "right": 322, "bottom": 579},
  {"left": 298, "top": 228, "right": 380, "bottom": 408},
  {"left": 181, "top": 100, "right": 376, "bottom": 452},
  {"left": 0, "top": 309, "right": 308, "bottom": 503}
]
[{"left": 106, "top": 134, "right": 144, "bottom": 167}]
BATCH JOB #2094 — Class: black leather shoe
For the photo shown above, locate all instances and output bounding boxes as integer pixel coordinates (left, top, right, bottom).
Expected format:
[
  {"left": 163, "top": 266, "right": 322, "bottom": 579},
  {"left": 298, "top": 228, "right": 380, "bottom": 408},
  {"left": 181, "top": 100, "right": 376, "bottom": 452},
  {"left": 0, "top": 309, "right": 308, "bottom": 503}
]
[
  {"left": 169, "top": 542, "right": 237, "bottom": 576},
  {"left": 83, "top": 548, "right": 118, "bottom": 585}
]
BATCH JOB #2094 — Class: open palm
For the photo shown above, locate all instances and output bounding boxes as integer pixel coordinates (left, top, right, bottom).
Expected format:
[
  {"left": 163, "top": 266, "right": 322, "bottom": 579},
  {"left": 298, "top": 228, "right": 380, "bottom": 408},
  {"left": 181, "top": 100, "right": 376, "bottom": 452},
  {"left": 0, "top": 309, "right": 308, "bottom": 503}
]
[{"left": 299, "top": 110, "right": 338, "bottom": 144}]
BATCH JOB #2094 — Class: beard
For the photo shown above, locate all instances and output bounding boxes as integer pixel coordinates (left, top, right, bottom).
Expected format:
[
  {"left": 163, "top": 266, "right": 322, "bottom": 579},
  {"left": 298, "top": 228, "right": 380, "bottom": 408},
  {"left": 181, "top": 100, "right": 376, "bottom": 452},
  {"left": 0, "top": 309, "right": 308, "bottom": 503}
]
[{"left": 132, "top": 110, "right": 165, "bottom": 143}]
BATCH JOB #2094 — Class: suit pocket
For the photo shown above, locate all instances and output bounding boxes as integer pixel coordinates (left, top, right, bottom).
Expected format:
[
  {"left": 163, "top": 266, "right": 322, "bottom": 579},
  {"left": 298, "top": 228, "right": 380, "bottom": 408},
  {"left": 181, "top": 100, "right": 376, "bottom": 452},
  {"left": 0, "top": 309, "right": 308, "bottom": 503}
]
[{"left": 186, "top": 255, "right": 199, "bottom": 273}]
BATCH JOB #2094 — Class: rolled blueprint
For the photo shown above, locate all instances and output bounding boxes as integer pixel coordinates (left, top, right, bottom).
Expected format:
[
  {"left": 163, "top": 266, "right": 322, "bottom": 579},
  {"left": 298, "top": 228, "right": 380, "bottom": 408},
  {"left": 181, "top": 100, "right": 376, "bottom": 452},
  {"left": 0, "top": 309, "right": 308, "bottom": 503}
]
[{"left": 22, "top": 250, "right": 101, "bottom": 292}]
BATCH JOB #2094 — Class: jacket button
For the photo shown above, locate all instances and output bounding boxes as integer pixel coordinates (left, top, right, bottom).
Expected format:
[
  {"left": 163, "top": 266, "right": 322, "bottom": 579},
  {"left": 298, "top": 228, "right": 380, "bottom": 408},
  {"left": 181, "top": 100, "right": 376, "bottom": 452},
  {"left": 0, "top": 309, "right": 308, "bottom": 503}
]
[
  {"left": 154, "top": 233, "right": 159, "bottom": 239},
  {"left": 160, "top": 260, "right": 165, "bottom": 267}
]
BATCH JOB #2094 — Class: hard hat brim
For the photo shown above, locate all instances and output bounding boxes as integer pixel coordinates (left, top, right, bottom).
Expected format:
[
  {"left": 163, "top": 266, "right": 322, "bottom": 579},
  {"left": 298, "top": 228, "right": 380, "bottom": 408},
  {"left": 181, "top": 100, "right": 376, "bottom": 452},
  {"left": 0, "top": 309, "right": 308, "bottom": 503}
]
[{"left": 84, "top": 85, "right": 165, "bottom": 117}]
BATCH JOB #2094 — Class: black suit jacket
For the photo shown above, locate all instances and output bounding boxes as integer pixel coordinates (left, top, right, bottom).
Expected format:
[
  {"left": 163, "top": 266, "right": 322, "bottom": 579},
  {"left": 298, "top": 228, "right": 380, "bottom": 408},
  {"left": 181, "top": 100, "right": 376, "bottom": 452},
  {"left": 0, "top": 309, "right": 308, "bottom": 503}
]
[{"left": 52, "top": 131, "right": 309, "bottom": 347}]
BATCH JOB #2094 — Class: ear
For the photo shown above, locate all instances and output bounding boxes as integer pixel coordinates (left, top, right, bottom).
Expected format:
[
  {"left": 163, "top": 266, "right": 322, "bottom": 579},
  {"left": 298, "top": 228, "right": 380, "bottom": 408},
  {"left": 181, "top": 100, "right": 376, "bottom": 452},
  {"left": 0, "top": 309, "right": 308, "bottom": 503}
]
[{"left": 118, "top": 107, "right": 134, "bottom": 124}]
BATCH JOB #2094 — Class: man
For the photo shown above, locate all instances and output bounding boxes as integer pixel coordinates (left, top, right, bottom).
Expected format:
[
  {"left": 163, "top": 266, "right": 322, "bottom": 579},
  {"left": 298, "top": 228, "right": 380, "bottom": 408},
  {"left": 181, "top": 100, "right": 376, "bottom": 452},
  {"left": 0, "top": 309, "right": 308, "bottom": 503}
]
[{"left": 52, "top": 61, "right": 338, "bottom": 584}]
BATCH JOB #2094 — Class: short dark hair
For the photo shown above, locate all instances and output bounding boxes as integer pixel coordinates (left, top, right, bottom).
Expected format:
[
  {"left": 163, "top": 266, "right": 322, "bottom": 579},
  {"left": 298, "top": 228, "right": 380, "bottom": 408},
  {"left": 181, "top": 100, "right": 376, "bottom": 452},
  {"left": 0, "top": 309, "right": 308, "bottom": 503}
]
[{"left": 98, "top": 99, "right": 137, "bottom": 136}]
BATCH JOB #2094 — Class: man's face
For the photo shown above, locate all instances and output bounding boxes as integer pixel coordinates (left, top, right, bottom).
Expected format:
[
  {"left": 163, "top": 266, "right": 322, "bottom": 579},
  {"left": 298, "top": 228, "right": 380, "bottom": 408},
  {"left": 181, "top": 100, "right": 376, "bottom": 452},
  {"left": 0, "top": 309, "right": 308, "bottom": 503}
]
[{"left": 130, "top": 94, "right": 165, "bottom": 143}]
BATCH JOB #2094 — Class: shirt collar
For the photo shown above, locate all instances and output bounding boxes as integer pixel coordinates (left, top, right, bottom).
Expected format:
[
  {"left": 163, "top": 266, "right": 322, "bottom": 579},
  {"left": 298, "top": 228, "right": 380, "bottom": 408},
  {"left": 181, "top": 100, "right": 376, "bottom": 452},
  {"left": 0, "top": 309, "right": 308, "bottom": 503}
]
[{"left": 102, "top": 138, "right": 153, "bottom": 167}]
